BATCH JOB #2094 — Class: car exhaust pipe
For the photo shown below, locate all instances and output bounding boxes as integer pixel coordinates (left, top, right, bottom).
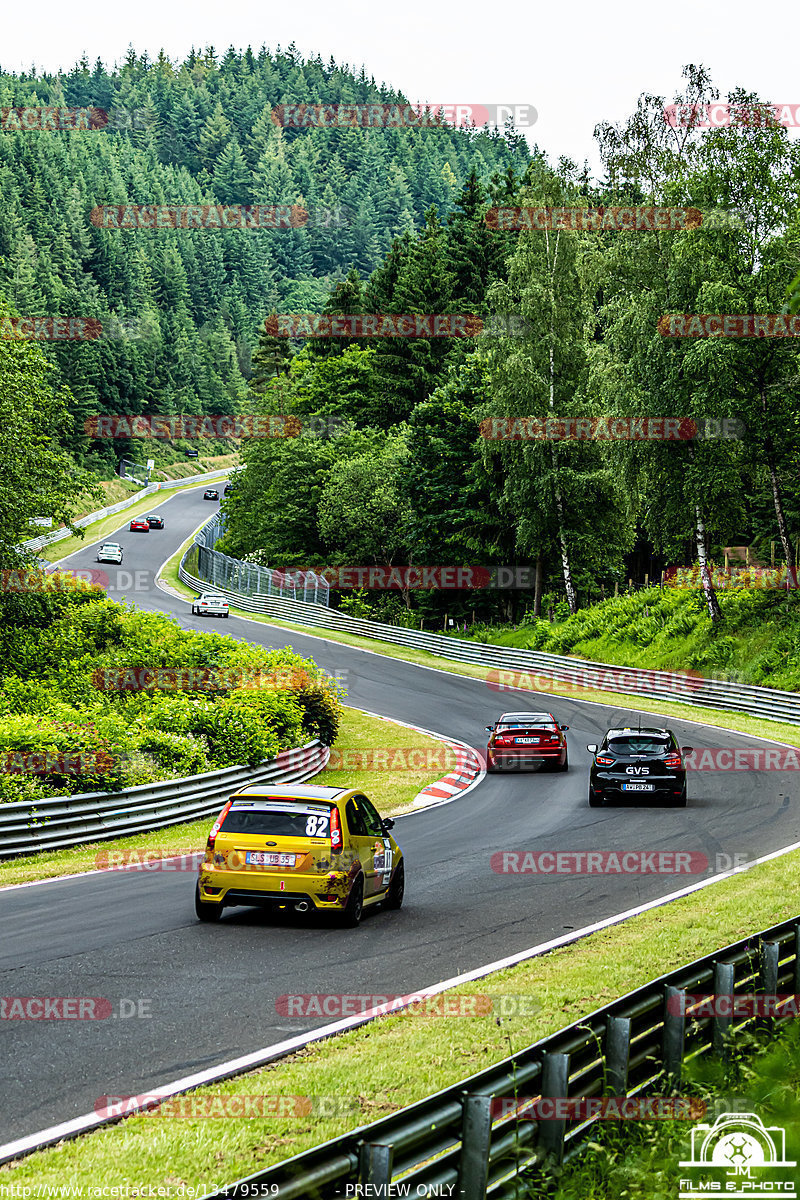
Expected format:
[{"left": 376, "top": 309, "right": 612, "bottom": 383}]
[{"left": 295, "top": 900, "right": 311, "bottom": 913}]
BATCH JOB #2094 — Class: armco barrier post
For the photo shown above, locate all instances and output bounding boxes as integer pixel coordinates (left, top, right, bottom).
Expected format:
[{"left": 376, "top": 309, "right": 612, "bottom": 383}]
[
  {"left": 712, "top": 961, "right": 735, "bottom": 1060},
  {"left": 538, "top": 1052, "right": 569, "bottom": 1164},
  {"left": 358, "top": 1142, "right": 393, "bottom": 1190},
  {"left": 663, "top": 986, "right": 686, "bottom": 1088},
  {"left": 605, "top": 1016, "right": 631, "bottom": 1094},
  {"left": 759, "top": 940, "right": 780, "bottom": 1035},
  {"left": 457, "top": 1094, "right": 493, "bottom": 1200}
]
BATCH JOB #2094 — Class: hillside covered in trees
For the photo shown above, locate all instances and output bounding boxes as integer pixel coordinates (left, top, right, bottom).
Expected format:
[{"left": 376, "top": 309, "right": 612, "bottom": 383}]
[{"left": 0, "top": 45, "right": 529, "bottom": 474}]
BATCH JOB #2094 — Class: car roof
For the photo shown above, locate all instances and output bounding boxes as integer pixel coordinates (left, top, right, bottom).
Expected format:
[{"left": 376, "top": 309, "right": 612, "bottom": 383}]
[
  {"left": 498, "top": 712, "right": 555, "bottom": 723},
  {"left": 606, "top": 727, "right": 672, "bottom": 738},
  {"left": 230, "top": 784, "right": 347, "bottom": 801}
]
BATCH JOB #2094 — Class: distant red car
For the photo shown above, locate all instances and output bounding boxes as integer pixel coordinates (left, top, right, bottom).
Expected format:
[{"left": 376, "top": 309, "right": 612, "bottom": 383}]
[
  {"left": 485, "top": 711, "right": 569, "bottom": 772},
  {"left": 129, "top": 518, "right": 150, "bottom": 532}
]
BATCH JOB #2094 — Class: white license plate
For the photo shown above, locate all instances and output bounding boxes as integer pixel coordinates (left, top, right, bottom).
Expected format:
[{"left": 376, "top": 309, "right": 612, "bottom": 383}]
[
  {"left": 244, "top": 851, "right": 297, "bottom": 866},
  {"left": 515, "top": 737, "right": 539, "bottom": 744},
  {"left": 622, "top": 783, "right": 654, "bottom": 792}
]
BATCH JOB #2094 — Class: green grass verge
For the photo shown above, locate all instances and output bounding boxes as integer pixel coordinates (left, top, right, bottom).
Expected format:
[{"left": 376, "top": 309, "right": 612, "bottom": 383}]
[
  {"left": 0, "top": 707, "right": 450, "bottom": 889},
  {"left": 158, "top": 543, "right": 800, "bottom": 752},
  {"left": 5, "top": 845, "right": 800, "bottom": 1190}
]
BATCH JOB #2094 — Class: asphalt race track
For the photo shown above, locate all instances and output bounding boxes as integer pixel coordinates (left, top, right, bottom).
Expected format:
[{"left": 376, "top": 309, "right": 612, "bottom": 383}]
[{"left": 2, "top": 485, "right": 799, "bottom": 1146}]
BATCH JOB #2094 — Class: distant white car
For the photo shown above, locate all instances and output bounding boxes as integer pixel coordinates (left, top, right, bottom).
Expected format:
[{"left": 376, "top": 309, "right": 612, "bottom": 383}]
[
  {"left": 97, "top": 543, "right": 123, "bottom": 564},
  {"left": 192, "top": 593, "right": 229, "bottom": 618}
]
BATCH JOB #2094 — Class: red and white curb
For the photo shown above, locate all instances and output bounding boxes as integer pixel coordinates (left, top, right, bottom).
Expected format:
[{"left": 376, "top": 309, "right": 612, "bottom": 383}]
[
  {"left": 412, "top": 741, "right": 483, "bottom": 806},
  {"left": 350, "top": 708, "right": 485, "bottom": 811}
]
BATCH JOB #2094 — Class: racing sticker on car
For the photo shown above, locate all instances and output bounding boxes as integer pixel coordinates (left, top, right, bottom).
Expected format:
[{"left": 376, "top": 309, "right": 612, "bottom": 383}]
[{"left": 373, "top": 838, "right": 392, "bottom": 884}]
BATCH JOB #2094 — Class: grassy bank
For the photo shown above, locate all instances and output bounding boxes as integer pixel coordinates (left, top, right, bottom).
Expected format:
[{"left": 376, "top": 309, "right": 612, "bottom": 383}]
[
  {"left": 5, "top": 845, "right": 800, "bottom": 1190},
  {"left": 469, "top": 586, "right": 800, "bottom": 692}
]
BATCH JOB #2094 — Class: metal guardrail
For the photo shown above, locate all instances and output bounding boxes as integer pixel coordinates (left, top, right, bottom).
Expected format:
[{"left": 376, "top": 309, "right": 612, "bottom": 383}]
[
  {"left": 0, "top": 740, "right": 328, "bottom": 859},
  {"left": 19, "top": 468, "right": 233, "bottom": 554},
  {"left": 189, "top": 514, "right": 330, "bottom": 606},
  {"left": 205, "top": 913, "right": 800, "bottom": 1199},
  {"left": 179, "top": 523, "right": 800, "bottom": 727}
]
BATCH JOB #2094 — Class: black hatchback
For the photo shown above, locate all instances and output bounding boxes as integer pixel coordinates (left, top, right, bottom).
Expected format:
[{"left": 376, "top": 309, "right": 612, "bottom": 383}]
[{"left": 587, "top": 727, "right": 692, "bottom": 807}]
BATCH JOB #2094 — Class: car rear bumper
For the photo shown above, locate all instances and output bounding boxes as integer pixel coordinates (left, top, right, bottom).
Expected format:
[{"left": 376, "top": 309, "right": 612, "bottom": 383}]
[
  {"left": 488, "top": 748, "right": 565, "bottom": 769},
  {"left": 198, "top": 867, "right": 349, "bottom": 910},
  {"left": 590, "top": 772, "right": 686, "bottom": 801}
]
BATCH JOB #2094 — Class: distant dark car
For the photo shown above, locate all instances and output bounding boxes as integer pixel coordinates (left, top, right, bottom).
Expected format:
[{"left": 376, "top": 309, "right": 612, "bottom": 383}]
[
  {"left": 223, "top": 483, "right": 234, "bottom": 496},
  {"left": 146, "top": 514, "right": 164, "bottom": 529},
  {"left": 203, "top": 489, "right": 219, "bottom": 501},
  {"left": 587, "top": 727, "right": 692, "bottom": 807},
  {"left": 129, "top": 518, "right": 150, "bottom": 532},
  {"left": 485, "top": 711, "right": 569, "bottom": 772}
]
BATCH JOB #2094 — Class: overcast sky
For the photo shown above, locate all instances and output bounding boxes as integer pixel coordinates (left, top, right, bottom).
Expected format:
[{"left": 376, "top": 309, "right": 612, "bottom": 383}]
[{"left": 3, "top": 0, "right": 794, "bottom": 174}]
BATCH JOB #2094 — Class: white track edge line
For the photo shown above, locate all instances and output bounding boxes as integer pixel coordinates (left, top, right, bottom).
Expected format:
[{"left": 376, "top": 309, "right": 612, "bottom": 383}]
[{"left": 4, "top": 832, "right": 800, "bottom": 1165}]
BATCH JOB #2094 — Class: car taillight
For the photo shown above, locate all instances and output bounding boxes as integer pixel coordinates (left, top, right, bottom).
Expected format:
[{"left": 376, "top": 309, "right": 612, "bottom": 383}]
[
  {"left": 330, "top": 807, "right": 343, "bottom": 853},
  {"left": 664, "top": 754, "right": 682, "bottom": 769},
  {"left": 207, "top": 800, "right": 232, "bottom": 850},
  {"left": 595, "top": 754, "right": 614, "bottom": 766}
]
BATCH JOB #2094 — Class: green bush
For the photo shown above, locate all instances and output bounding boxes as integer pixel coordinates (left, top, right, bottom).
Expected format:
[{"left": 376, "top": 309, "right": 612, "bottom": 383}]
[
  {"left": 0, "top": 587, "right": 344, "bottom": 800},
  {"left": 133, "top": 731, "right": 211, "bottom": 777}
]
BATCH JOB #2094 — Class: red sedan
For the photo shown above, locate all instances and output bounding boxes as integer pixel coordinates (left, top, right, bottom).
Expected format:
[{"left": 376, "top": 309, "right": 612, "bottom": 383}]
[
  {"left": 485, "top": 711, "right": 569, "bottom": 772},
  {"left": 129, "top": 518, "right": 150, "bottom": 532}
]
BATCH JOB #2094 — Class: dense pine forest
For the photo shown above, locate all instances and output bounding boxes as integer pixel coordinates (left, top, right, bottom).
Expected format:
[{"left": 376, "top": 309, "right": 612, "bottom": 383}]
[
  {"left": 4, "top": 54, "right": 800, "bottom": 638},
  {"left": 0, "top": 44, "right": 529, "bottom": 475}
]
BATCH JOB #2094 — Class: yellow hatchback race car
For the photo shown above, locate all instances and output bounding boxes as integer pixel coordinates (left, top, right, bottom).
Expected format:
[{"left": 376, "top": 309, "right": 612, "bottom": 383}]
[{"left": 195, "top": 785, "right": 404, "bottom": 927}]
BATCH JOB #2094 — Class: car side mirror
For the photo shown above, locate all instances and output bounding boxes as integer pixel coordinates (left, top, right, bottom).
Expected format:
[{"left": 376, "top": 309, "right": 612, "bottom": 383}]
[
  {"left": 587, "top": 744, "right": 598, "bottom": 753},
  {"left": 559, "top": 724, "right": 569, "bottom": 731},
  {"left": 682, "top": 746, "right": 694, "bottom": 754},
  {"left": 485, "top": 726, "right": 493, "bottom": 733},
  {"left": 382, "top": 818, "right": 395, "bottom": 831}
]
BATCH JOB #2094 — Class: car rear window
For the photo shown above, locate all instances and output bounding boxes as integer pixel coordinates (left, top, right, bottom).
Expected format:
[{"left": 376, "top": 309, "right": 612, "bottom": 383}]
[
  {"left": 498, "top": 718, "right": 556, "bottom": 730},
  {"left": 220, "top": 803, "right": 332, "bottom": 838},
  {"left": 607, "top": 736, "right": 672, "bottom": 755}
]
